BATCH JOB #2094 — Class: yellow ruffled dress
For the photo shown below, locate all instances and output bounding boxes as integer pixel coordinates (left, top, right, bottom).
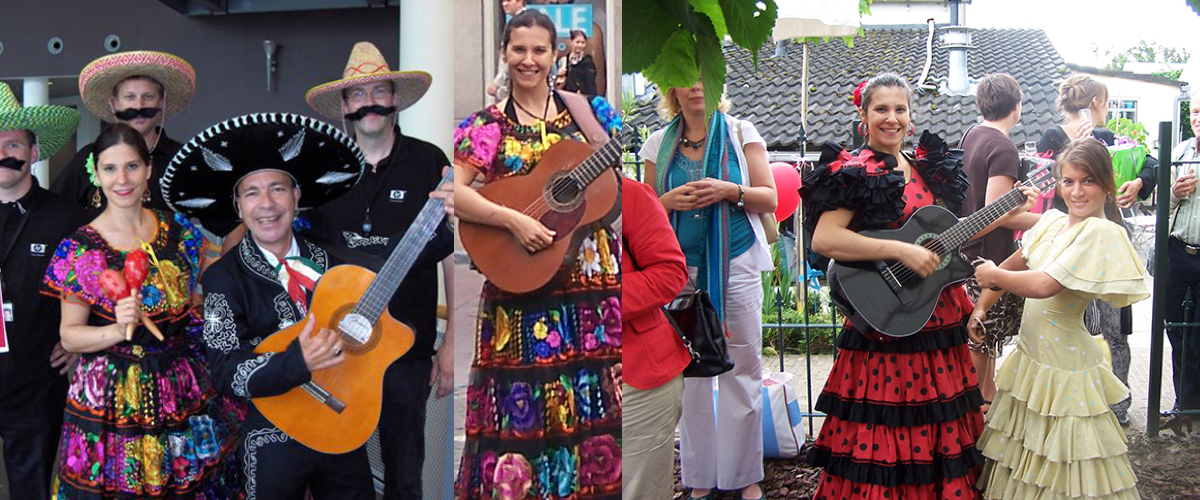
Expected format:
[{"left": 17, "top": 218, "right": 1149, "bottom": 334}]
[{"left": 978, "top": 210, "right": 1149, "bottom": 500}]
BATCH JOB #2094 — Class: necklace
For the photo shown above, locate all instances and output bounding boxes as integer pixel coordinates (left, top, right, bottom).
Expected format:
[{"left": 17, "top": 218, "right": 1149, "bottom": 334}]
[
  {"left": 511, "top": 90, "right": 552, "bottom": 124},
  {"left": 679, "top": 133, "right": 706, "bottom": 151}
]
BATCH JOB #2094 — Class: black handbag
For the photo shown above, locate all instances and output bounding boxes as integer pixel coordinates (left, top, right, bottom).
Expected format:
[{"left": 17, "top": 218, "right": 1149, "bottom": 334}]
[
  {"left": 664, "top": 281, "right": 735, "bottom": 378},
  {"left": 623, "top": 240, "right": 734, "bottom": 378}
]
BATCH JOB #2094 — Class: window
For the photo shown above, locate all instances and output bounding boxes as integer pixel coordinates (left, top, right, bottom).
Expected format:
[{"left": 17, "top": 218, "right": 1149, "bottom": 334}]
[{"left": 1108, "top": 99, "right": 1137, "bottom": 122}]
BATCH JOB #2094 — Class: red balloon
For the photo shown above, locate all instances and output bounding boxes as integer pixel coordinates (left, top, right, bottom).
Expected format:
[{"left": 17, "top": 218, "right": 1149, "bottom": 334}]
[{"left": 769, "top": 161, "right": 801, "bottom": 220}]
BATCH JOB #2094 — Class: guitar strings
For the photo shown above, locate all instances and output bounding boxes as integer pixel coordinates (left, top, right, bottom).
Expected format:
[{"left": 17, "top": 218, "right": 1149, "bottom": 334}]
[
  {"left": 515, "top": 142, "right": 621, "bottom": 218},
  {"left": 880, "top": 169, "right": 1054, "bottom": 283}
]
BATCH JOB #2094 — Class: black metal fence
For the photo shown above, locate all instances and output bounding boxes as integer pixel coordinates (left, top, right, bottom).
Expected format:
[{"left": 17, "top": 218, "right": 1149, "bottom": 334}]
[{"left": 1147, "top": 122, "right": 1200, "bottom": 436}]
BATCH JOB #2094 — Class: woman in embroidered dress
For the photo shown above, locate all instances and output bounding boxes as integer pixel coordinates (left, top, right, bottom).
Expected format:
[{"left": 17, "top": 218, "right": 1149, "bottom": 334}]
[
  {"left": 452, "top": 9, "right": 622, "bottom": 500},
  {"left": 973, "top": 138, "right": 1147, "bottom": 500},
  {"left": 42, "top": 123, "right": 240, "bottom": 499},
  {"left": 800, "top": 73, "right": 1037, "bottom": 500},
  {"left": 636, "top": 74, "right": 777, "bottom": 500}
]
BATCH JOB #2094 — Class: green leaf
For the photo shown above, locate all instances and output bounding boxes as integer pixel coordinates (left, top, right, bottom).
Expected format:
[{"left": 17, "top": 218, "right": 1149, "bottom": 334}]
[
  {"left": 689, "top": 0, "right": 728, "bottom": 39},
  {"left": 720, "top": 0, "right": 778, "bottom": 66},
  {"left": 624, "top": 0, "right": 680, "bottom": 74},
  {"left": 643, "top": 28, "right": 700, "bottom": 92},
  {"left": 697, "top": 32, "right": 727, "bottom": 117}
]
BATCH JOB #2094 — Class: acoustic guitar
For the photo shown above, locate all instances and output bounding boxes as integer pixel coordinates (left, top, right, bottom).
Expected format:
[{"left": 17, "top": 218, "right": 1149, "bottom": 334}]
[
  {"left": 460, "top": 138, "right": 622, "bottom": 293},
  {"left": 828, "top": 160, "right": 1055, "bottom": 337},
  {"left": 251, "top": 169, "right": 452, "bottom": 454}
]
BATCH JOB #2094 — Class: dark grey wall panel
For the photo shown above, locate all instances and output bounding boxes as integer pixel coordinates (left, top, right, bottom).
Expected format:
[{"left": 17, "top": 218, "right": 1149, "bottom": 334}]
[{"left": 2, "top": 0, "right": 398, "bottom": 139}]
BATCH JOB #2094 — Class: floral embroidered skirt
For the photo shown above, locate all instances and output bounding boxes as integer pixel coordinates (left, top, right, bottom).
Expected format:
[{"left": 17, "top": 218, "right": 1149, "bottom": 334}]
[
  {"left": 456, "top": 227, "right": 623, "bottom": 500},
  {"left": 57, "top": 326, "right": 243, "bottom": 499}
]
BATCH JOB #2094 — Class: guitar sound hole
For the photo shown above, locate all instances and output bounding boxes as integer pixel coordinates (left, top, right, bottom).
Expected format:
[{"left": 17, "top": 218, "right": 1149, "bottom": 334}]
[{"left": 550, "top": 178, "right": 582, "bottom": 204}]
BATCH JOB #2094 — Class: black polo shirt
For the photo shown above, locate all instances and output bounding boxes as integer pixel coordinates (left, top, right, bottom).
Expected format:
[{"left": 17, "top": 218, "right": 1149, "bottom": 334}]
[
  {"left": 302, "top": 127, "right": 453, "bottom": 360},
  {"left": 50, "top": 127, "right": 183, "bottom": 223},
  {"left": 0, "top": 185, "right": 84, "bottom": 416}
]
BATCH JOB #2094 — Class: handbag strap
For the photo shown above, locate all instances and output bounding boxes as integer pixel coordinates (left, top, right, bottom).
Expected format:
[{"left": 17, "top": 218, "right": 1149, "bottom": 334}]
[{"left": 620, "top": 238, "right": 701, "bottom": 362}]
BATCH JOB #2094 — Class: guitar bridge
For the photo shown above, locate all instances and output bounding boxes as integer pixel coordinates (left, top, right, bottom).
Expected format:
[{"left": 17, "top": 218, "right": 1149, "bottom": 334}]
[
  {"left": 301, "top": 381, "right": 346, "bottom": 413},
  {"left": 876, "top": 261, "right": 912, "bottom": 306}
]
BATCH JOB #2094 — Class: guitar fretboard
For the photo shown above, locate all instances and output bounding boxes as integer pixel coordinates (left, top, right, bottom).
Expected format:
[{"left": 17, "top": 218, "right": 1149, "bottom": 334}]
[
  {"left": 353, "top": 170, "right": 453, "bottom": 322},
  {"left": 938, "top": 165, "right": 1055, "bottom": 250},
  {"left": 566, "top": 140, "right": 623, "bottom": 186}
]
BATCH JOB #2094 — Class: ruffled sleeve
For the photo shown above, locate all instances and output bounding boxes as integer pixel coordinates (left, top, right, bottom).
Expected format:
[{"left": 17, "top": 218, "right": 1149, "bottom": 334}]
[
  {"left": 1038, "top": 216, "right": 1149, "bottom": 308},
  {"left": 588, "top": 96, "right": 623, "bottom": 138},
  {"left": 799, "top": 142, "right": 906, "bottom": 235},
  {"left": 912, "top": 131, "right": 969, "bottom": 216},
  {"left": 42, "top": 232, "right": 113, "bottom": 312},
  {"left": 453, "top": 109, "right": 505, "bottom": 177}
]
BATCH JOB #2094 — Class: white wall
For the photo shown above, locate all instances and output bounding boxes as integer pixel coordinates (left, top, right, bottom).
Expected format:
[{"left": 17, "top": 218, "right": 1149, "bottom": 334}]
[
  {"left": 867, "top": 2, "right": 955, "bottom": 25},
  {"left": 1083, "top": 72, "right": 1186, "bottom": 149}
]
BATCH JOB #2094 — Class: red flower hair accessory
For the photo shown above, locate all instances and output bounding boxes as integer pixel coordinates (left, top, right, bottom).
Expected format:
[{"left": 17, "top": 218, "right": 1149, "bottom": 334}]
[{"left": 852, "top": 81, "right": 868, "bottom": 108}]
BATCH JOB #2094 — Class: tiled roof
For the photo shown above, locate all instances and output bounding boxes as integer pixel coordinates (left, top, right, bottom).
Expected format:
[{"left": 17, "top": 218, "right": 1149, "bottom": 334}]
[{"left": 625, "top": 26, "right": 1072, "bottom": 151}]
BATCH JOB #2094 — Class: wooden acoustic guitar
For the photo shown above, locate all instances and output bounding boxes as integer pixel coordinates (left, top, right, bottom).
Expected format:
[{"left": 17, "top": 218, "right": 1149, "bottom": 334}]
[
  {"left": 828, "top": 160, "right": 1055, "bottom": 337},
  {"left": 460, "top": 138, "right": 622, "bottom": 293},
  {"left": 251, "top": 169, "right": 452, "bottom": 454}
]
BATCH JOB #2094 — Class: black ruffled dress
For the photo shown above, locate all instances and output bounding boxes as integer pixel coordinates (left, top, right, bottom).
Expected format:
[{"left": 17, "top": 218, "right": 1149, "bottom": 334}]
[{"left": 801, "top": 132, "right": 986, "bottom": 500}]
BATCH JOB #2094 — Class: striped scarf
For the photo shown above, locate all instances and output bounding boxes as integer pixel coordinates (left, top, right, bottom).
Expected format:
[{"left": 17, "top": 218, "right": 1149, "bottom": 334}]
[{"left": 654, "top": 112, "right": 733, "bottom": 321}]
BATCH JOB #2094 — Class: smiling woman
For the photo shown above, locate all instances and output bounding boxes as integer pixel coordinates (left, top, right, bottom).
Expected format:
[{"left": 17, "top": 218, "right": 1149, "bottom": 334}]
[
  {"left": 41, "top": 122, "right": 243, "bottom": 499},
  {"left": 453, "top": 8, "right": 623, "bottom": 500}
]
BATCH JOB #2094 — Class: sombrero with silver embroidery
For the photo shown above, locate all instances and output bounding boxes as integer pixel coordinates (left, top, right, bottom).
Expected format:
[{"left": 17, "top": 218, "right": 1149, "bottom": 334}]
[
  {"left": 305, "top": 41, "right": 431, "bottom": 120},
  {"left": 161, "top": 113, "right": 365, "bottom": 230},
  {"left": 79, "top": 51, "right": 196, "bottom": 122},
  {"left": 0, "top": 82, "right": 80, "bottom": 158}
]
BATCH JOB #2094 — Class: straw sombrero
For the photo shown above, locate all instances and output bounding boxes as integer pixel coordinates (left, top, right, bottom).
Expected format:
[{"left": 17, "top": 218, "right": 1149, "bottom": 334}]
[
  {"left": 0, "top": 83, "right": 80, "bottom": 158},
  {"left": 79, "top": 51, "right": 196, "bottom": 122},
  {"left": 305, "top": 42, "right": 431, "bottom": 120},
  {"left": 162, "top": 113, "right": 365, "bottom": 231}
]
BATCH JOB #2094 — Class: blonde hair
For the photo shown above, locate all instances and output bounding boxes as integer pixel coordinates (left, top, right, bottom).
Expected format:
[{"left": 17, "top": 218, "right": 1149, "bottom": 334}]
[
  {"left": 656, "top": 85, "right": 731, "bottom": 120},
  {"left": 1056, "top": 75, "right": 1107, "bottom": 118}
]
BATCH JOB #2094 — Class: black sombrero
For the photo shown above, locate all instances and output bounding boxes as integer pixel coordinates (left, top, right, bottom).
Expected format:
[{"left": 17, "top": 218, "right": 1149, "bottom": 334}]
[{"left": 161, "top": 112, "right": 365, "bottom": 230}]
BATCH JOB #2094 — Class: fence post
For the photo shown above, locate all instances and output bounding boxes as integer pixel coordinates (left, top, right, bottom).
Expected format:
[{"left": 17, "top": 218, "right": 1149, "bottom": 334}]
[{"left": 1148, "top": 122, "right": 1173, "bottom": 437}]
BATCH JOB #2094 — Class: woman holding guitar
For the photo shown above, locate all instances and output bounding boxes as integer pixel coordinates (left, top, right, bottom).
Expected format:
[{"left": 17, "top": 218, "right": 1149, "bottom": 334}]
[
  {"left": 800, "top": 73, "right": 1038, "bottom": 500},
  {"left": 452, "top": 9, "right": 622, "bottom": 500},
  {"left": 637, "top": 75, "right": 778, "bottom": 500},
  {"left": 42, "top": 123, "right": 240, "bottom": 498},
  {"left": 973, "top": 138, "right": 1148, "bottom": 499}
]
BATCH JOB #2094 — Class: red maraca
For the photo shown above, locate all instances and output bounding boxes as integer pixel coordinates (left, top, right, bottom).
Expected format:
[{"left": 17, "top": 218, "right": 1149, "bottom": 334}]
[{"left": 122, "top": 250, "right": 164, "bottom": 341}]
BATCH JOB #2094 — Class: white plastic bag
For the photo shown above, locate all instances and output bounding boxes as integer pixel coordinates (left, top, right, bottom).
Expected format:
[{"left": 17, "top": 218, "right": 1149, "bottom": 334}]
[{"left": 761, "top": 370, "right": 807, "bottom": 458}]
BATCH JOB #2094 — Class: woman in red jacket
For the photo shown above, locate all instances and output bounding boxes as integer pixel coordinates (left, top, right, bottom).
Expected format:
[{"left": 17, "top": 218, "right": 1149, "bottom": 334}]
[{"left": 621, "top": 177, "right": 690, "bottom": 499}]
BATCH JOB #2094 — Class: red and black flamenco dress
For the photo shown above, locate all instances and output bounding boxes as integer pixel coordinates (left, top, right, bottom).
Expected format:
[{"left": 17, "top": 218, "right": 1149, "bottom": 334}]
[{"left": 800, "top": 132, "right": 986, "bottom": 500}]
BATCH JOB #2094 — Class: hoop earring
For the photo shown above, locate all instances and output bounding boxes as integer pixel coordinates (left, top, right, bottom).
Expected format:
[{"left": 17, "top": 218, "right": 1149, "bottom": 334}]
[
  {"left": 908, "top": 123, "right": 916, "bottom": 137},
  {"left": 91, "top": 189, "right": 103, "bottom": 208},
  {"left": 857, "top": 122, "right": 868, "bottom": 137}
]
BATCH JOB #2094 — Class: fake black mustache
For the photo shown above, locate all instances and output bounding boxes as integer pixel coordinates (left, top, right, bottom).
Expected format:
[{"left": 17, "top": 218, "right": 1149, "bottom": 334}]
[
  {"left": 0, "top": 158, "right": 25, "bottom": 171},
  {"left": 113, "top": 107, "right": 163, "bottom": 121},
  {"left": 344, "top": 105, "right": 396, "bottom": 121}
]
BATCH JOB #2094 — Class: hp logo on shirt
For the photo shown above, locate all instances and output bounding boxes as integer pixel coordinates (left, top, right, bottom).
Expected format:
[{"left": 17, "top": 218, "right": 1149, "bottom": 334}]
[
  {"left": 29, "top": 243, "right": 46, "bottom": 256},
  {"left": 389, "top": 190, "right": 406, "bottom": 202}
]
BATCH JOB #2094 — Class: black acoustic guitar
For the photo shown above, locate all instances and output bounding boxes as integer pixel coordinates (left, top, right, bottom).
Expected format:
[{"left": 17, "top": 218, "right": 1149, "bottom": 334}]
[{"left": 828, "top": 160, "right": 1055, "bottom": 337}]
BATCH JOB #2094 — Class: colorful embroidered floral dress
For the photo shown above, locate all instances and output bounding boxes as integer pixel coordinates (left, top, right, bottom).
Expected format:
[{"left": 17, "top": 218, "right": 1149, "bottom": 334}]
[
  {"left": 453, "top": 95, "right": 623, "bottom": 500},
  {"left": 42, "top": 210, "right": 241, "bottom": 499}
]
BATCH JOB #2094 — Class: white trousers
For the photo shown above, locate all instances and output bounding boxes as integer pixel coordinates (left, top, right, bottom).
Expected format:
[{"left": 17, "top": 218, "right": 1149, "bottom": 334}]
[{"left": 679, "top": 251, "right": 765, "bottom": 490}]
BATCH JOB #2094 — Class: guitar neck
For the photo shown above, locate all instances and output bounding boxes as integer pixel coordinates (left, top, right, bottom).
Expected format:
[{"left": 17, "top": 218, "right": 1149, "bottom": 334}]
[
  {"left": 567, "top": 140, "right": 622, "bottom": 185},
  {"left": 354, "top": 171, "right": 452, "bottom": 322},
  {"left": 939, "top": 183, "right": 1030, "bottom": 250}
]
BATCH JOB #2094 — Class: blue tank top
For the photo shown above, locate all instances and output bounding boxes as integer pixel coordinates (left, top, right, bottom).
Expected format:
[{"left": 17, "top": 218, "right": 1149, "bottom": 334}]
[{"left": 666, "top": 140, "right": 756, "bottom": 266}]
